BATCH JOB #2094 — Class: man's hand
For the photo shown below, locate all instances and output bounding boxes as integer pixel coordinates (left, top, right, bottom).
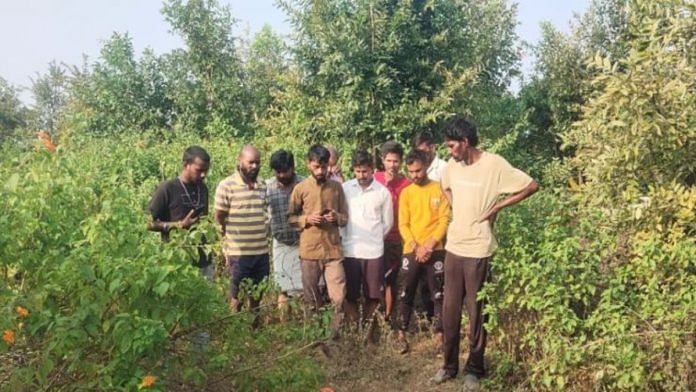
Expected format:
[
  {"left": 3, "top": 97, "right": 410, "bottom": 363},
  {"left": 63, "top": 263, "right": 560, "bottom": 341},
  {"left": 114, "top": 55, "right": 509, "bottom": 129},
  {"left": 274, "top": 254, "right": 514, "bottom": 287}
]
[
  {"left": 415, "top": 246, "right": 432, "bottom": 263},
  {"left": 180, "top": 209, "right": 199, "bottom": 229},
  {"left": 478, "top": 205, "right": 499, "bottom": 226},
  {"left": 306, "top": 213, "right": 325, "bottom": 226},
  {"left": 478, "top": 180, "right": 539, "bottom": 227},
  {"left": 323, "top": 209, "right": 337, "bottom": 224},
  {"left": 329, "top": 166, "right": 344, "bottom": 182}
]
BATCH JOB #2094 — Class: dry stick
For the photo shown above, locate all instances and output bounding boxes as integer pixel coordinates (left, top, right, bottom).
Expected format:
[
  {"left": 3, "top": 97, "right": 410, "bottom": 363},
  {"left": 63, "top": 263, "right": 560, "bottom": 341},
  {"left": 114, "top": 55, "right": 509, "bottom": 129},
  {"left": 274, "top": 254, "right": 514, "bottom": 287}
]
[
  {"left": 623, "top": 305, "right": 659, "bottom": 333},
  {"left": 206, "top": 339, "right": 325, "bottom": 388},
  {"left": 169, "top": 302, "right": 278, "bottom": 340},
  {"left": 167, "top": 301, "right": 199, "bottom": 337},
  {"left": 45, "top": 360, "right": 69, "bottom": 391}
]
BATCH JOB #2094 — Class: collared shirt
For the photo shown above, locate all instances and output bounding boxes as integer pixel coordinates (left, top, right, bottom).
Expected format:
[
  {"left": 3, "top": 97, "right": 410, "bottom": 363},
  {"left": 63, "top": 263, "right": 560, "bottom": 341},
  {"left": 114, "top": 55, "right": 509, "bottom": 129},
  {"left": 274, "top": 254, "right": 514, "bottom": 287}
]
[
  {"left": 441, "top": 152, "right": 533, "bottom": 258},
  {"left": 374, "top": 171, "right": 410, "bottom": 243},
  {"left": 266, "top": 175, "right": 304, "bottom": 246},
  {"left": 428, "top": 157, "right": 447, "bottom": 182},
  {"left": 341, "top": 179, "right": 394, "bottom": 259},
  {"left": 214, "top": 171, "right": 268, "bottom": 257},
  {"left": 288, "top": 176, "right": 348, "bottom": 260}
]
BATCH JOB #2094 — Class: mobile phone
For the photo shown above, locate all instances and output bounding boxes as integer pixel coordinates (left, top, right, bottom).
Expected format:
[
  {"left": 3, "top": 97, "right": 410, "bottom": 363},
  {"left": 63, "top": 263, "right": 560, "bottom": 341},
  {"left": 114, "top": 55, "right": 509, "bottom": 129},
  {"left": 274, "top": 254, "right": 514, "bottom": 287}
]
[{"left": 193, "top": 205, "right": 206, "bottom": 216}]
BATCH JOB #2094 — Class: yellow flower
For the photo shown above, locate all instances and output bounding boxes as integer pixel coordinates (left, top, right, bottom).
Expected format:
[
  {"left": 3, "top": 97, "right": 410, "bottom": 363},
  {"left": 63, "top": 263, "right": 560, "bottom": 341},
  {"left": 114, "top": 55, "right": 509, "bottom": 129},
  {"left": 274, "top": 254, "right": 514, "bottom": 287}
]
[
  {"left": 15, "top": 306, "right": 29, "bottom": 318},
  {"left": 2, "top": 330, "right": 14, "bottom": 345},
  {"left": 139, "top": 375, "right": 156, "bottom": 388}
]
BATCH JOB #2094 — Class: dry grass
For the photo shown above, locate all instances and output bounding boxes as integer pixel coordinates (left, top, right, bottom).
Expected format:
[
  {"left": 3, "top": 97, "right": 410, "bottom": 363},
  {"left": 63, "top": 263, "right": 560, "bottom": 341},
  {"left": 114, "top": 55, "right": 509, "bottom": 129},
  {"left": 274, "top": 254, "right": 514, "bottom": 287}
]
[{"left": 313, "top": 316, "right": 470, "bottom": 392}]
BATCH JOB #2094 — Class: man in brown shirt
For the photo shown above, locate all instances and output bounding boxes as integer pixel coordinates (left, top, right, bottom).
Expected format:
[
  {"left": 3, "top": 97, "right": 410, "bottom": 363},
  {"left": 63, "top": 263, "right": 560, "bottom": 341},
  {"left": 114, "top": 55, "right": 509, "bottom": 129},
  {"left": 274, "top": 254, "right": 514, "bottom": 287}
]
[{"left": 288, "top": 144, "right": 349, "bottom": 337}]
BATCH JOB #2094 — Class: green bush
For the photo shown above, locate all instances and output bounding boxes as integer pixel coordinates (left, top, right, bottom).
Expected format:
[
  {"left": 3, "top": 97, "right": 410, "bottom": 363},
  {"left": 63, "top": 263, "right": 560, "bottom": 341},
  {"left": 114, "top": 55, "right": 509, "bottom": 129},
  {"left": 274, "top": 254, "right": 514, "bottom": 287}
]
[{"left": 0, "top": 133, "right": 325, "bottom": 390}]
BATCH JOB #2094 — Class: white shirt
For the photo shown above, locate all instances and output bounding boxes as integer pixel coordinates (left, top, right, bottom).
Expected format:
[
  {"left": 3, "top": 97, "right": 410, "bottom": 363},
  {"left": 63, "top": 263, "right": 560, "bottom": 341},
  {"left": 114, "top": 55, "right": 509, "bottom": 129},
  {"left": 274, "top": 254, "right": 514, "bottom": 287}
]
[
  {"left": 341, "top": 179, "right": 394, "bottom": 259},
  {"left": 428, "top": 157, "right": 447, "bottom": 182}
]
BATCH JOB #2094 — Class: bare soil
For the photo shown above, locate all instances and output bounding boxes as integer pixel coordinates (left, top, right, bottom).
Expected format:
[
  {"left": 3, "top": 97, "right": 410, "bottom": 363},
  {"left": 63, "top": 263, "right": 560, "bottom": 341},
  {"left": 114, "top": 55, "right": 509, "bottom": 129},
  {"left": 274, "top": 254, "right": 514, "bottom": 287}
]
[{"left": 313, "top": 318, "right": 471, "bottom": 392}]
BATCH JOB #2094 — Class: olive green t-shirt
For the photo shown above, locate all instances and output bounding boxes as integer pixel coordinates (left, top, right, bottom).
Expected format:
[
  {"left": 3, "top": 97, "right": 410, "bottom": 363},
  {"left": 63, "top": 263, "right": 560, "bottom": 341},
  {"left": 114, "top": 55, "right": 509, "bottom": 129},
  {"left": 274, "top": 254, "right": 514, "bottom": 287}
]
[{"left": 441, "top": 152, "right": 533, "bottom": 258}]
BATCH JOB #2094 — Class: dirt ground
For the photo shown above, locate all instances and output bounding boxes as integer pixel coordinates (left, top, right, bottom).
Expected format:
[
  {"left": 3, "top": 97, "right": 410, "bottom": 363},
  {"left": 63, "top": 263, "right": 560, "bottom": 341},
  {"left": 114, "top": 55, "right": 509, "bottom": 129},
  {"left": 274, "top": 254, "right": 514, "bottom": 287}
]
[{"left": 313, "top": 318, "right": 479, "bottom": 392}]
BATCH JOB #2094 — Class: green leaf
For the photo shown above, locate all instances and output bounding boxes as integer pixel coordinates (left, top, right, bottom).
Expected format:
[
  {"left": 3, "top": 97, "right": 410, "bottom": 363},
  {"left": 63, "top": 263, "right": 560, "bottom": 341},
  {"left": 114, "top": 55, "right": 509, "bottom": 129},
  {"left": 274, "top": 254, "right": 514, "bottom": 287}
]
[
  {"left": 154, "top": 282, "right": 170, "bottom": 297},
  {"left": 4, "top": 173, "right": 19, "bottom": 192}
]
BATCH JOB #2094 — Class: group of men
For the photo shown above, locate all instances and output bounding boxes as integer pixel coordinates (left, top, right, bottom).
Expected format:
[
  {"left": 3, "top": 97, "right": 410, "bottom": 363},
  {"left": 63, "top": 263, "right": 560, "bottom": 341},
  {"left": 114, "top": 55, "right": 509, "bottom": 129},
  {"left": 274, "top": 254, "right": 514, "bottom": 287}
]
[{"left": 147, "top": 115, "right": 538, "bottom": 389}]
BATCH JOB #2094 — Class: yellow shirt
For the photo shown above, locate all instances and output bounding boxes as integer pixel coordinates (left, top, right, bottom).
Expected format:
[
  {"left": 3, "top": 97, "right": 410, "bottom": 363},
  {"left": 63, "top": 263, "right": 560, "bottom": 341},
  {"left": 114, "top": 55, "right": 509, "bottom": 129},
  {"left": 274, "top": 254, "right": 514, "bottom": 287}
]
[
  {"left": 398, "top": 180, "right": 451, "bottom": 254},
  {"left": 441, "top": 152, "right": 533, "bottom": 258}
]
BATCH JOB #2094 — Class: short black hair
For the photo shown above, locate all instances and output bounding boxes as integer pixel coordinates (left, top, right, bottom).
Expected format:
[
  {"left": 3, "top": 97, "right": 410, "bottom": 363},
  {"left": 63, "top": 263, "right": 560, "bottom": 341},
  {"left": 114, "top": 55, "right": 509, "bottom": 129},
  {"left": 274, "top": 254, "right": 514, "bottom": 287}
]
[
  {"left": 270, "top": 149, "right": 295, "bottom": 172},
  {"left": 351, "top": 149, "right": 374, "bottom": 168},
  {"left": 307, "top": 144, "right": 330, "bottom": 164},
  {"left": 405, "top": 150, "right": 429, "bottom": 166},
  {"left": 381, "top": 141, "right": 404, "bottom": 159},
  {"left": 183, "top": 145, "right": 210, "bottom": 164},
  {"left": 443, "top": 115, "right": 478, "bottom": 147},
  {"left": 413, "top": 131, "right": 437, "bottom": 147}
]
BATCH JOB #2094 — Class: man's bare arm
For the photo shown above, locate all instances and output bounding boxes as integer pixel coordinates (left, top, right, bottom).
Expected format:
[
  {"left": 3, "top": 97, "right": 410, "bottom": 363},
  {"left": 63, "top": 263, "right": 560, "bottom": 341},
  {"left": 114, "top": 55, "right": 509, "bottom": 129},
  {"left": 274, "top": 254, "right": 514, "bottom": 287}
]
[
  {"left": 148, "top": 210, "right": 199, "bottom": 232},
  {"left": 479, "top": 180, "right": 539, "bottom": 222},
  {"left": 441, "top": 184, "right": 453, "bottom": 205},
  {"left": 215, "top": 209, "right": 228, "bottom": 236}
]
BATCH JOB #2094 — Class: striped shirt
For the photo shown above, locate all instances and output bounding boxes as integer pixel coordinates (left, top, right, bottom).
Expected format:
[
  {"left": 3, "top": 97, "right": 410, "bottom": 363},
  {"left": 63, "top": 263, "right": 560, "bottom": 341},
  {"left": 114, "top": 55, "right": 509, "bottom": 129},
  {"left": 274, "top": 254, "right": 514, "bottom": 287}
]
[{"left": 214, "top": 171, "right": 269, "bottom": 257}]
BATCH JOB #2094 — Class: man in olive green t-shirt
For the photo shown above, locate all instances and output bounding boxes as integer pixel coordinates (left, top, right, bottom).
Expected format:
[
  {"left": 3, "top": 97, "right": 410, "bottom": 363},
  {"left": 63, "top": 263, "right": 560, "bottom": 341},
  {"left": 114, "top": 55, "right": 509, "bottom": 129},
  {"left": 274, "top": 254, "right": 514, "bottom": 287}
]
[{"left": 430, "top": 116, "right": 539, "bottom": 390}]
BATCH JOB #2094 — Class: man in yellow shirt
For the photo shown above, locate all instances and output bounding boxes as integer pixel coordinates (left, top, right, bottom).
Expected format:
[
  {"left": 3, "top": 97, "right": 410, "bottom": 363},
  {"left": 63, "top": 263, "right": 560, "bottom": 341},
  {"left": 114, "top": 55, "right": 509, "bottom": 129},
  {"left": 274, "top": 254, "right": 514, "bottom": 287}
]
[
  {"left": 431, "top": 116, "right": 539, "bottom": 391},
  {"left": 397, "top": 150, "right": 451, "bottom": 354}
]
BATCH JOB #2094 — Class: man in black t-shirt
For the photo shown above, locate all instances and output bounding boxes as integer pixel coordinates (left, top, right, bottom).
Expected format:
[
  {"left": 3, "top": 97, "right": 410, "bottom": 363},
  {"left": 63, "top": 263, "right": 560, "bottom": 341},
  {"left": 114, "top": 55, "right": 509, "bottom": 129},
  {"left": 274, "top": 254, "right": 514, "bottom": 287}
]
[{"left": 148, "top": 146, "right": 213, "bottom": 279}]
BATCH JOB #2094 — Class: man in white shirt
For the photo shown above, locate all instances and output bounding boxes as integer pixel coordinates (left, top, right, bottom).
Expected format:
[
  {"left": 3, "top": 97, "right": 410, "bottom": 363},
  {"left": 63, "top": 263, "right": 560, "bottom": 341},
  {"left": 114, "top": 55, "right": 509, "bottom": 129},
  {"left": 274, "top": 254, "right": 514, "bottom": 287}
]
[
  {"left": 414, "top": 131, "right": 447, "bottom": 182},
  {"left": 341, "top": 150, "right": 394, "bottom": 342}
]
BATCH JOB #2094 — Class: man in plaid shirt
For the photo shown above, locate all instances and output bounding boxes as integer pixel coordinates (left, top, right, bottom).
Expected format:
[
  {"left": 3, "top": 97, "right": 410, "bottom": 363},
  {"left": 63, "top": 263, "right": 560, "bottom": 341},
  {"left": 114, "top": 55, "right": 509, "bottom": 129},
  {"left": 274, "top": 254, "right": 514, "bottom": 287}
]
[{"left": 266, "top": 150, "right": 304, "bottom": 316}]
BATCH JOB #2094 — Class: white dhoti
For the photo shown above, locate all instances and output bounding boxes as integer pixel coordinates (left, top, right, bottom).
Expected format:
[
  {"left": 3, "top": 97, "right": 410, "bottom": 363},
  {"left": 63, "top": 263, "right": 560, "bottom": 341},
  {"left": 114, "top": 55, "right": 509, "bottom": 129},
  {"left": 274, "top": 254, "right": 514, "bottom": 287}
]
[{"left": 272, "top": 239, "right": 303, "bottom": 295}]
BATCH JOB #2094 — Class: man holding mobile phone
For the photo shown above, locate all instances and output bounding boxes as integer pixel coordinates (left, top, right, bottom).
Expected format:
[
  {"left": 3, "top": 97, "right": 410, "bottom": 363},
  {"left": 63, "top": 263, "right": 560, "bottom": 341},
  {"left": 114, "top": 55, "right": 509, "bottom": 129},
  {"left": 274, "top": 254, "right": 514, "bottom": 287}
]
[
  {"left": 288, "top": 144, "right": 349, "bottom": 339},
  {"left": 148, "top": 145, "right": 213, "bottom": 279}
]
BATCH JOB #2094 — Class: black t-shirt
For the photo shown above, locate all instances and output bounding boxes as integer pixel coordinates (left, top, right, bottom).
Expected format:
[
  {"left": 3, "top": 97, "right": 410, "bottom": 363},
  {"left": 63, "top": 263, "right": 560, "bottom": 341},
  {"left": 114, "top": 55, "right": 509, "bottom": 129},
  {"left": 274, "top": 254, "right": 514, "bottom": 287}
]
[{"left": 149, "top": 177, "right": 211, "bottom": 267}]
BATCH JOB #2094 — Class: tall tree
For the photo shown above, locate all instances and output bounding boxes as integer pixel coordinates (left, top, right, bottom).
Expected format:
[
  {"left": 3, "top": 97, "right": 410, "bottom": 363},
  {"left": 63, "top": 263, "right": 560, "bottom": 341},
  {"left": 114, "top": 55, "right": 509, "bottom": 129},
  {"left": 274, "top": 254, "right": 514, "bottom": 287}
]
[
  {"left": 263, "top": 0, "right": 519, "bottom": 146},
  {"left": 239, "top": 24, "right": 290, "bottom": 122},
  {"left": 515, "top": 0, "right": 630, "bottom": 164},
  {"left": 30, "top": 61, "right": 69, "bottom": 135},
  {"left": 0, "top": 76, "right": 27, "bottom": 142},
  {"left": 162, "top": 0, "right": 249, "bottom": 137},
  {"left": 67, "top": 33, "right": 172, "bottom": 136},
  {"left": 564, "top": 0, "right": 695, "bottom": 234}
]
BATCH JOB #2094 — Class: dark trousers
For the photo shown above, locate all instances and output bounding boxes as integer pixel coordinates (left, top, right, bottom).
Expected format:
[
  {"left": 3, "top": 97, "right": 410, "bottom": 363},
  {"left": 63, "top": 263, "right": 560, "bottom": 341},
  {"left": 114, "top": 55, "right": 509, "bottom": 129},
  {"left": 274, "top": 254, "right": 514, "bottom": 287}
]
[
  {"left": 442, "top": 252, "right": 490, "bottom": 377},
  {"left": 398, "top": 251, "right": 445, "bottom": 332},
  {"left": 228, "top": 254, "right": 270, "bottom": 299},
  {"left": 419, "top": 274, "right": 435, "bottom": 318}
]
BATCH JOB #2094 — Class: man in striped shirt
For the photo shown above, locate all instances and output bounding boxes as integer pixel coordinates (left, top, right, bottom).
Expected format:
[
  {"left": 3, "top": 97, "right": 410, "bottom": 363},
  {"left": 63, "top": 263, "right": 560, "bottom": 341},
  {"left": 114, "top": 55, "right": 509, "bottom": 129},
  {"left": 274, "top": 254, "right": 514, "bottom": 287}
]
[{"left": 215, "top": 145, "right": 269, "bottom": 313}]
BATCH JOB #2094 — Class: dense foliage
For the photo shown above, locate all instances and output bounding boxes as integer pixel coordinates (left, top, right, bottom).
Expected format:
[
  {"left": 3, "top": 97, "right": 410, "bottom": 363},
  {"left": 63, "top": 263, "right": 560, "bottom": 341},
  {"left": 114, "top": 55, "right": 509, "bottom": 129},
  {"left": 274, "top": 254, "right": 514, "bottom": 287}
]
[
  {"left": 1, "top": 0, "right": 694, "bottom": 390},
  {"left": 0, "top": 134, "right": 327, "bottom": 390}
]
